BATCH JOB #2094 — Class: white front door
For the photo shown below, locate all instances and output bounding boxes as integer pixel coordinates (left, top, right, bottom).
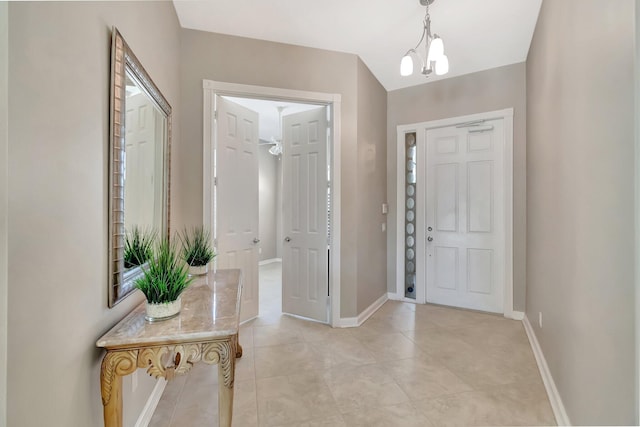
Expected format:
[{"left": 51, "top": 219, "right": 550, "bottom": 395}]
[
  {"left": 421, "top": 119, "right": 505, "bottom": 313},
  {"left": 282, "top": 107, "right": 329, "bottom": 322},
  {"left": 215, "top": 96, "right": 260, "bottom": 322}
]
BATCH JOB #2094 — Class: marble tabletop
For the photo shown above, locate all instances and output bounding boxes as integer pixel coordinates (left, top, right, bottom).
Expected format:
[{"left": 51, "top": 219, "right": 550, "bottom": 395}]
[{"left": 96, "top": 269, "right": 242, "bottom": 350}]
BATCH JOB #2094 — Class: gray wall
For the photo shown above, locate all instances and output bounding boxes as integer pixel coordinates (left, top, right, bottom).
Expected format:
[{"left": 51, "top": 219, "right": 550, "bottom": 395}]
[
  {"left": 277, "top": 158, "right": 283, "bottom": 258},
  {"left": 178, "top": 29, "right": 387, "bottom": 318},
  {"left": 0, "top": 3, "right": 8, "bottom": 425},
  {"left": 259, "top": 144, "right": 279, "bottom": 261},
  {"left": 386, "top": 63, "right": 527, "bottom": 311},
  {"left": 356, "top": 58, "right": 388, "bottom": 313},
  {"left": 7, "top": 2, "right": 181, "bottom": 426},
  {"left": 526, "top": 0, "right": 636, "bottom": 424}
]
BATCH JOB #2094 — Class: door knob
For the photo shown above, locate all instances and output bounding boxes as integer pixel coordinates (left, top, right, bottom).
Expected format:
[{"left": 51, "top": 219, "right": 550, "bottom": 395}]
[
  {"left": 284, "top": 237, "right": 291, "bottom": 242},
  {"left": 253, "top": 238, "right": 260, "bottom": 244},
  {"left": 427, "top": 236, "right": 433, "bottom": 242}
]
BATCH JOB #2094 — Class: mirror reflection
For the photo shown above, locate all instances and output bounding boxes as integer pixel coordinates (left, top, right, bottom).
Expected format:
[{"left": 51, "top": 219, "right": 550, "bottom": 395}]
[{"left": 123, "top": 73, "right": 166, "bottom": 270}]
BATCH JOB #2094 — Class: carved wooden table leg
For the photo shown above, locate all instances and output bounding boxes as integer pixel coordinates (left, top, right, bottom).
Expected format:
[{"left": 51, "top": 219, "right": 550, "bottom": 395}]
[
  {"left": 218, "top": 362, "right": 234, "bottom": 427},
  {"left": 236, "top": 332, "right": 243, "bottom": 358},
  {"left": 203, "top": 340, "right": 236, "bottom": 427},
  {"left": 219, "top": 338, "right": 236, "bottom": 427},
  {"left": 100, "top": 351, "right": 138, "bottom": 427}
]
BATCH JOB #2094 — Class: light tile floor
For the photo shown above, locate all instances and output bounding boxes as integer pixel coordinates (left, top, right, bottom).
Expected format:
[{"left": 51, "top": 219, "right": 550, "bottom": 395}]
[{"left": 149, "top": 262, "right": 555, "bottom": 426}]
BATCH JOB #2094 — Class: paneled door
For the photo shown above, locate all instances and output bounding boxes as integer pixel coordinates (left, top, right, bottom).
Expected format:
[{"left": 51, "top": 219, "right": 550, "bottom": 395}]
[
  {"left": 282, "top": 107, "right": 329, "bottom": 322},
  {"left": 422, "top": 119, "right": 505, "bottom": 313},
  {"left": 215, "top": 96, "right": 260, "bottom": 322},
  {"left": 124, "top": 92, "right": 163, "bottom": 229}
]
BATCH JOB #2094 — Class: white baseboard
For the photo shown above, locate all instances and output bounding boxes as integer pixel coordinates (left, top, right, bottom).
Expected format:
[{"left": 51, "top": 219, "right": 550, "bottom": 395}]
[
  {"left": 336, "top": 293, "right": 388, "bottom": 328},
  {"left": 259, "top": 258, "right": 282, "bottom": 266},
  {"left": 335, "top": 316, "right": 358, "bottom": 328},
  {"left": 522, "top": 315, "right": 571, "bottom": 426},
  {"left": 357, "top": 293, "right": 388, "bottom": 325},
  {"left": 387, "top": 292, "right": 402, "bottom": 301},
  {"left": 506, "top": 310, "right": 524, "bottom": 320},
  {"left": 135, "top": 378, "right": 167, "bottom": 427}
]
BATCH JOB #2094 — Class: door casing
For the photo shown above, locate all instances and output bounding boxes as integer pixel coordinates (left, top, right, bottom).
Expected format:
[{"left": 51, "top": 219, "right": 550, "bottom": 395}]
[
  {"left": 203, "top": 80, "right": 342, "bottom": 327},
  {"left": 394, "top": 109, "right": 516, "bottom": 319}
]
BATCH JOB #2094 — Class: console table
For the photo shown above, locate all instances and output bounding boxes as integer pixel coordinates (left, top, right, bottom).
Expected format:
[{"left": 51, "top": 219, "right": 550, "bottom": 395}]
[{"left": 96, "top": 269, "right": 243, "bottom": 427}]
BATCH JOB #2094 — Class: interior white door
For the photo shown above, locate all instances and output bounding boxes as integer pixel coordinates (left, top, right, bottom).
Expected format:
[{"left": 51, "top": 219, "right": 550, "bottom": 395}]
[
  {"left": 282, "top": 107, "right": 329, "bottom": 322},
  {"left": 215, "top": 96, "right": 260, "bottom": 322},
  {"left": 422, "top": 119, "right": 505, "bottom": 313},
  {"left": 124, "top": 92, "right": 160, "bottom": 229}
]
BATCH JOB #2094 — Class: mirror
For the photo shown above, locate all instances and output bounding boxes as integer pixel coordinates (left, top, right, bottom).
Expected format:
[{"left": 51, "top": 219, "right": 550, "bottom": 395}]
[{"left": 109, "top": 28, "right": 171, "bottom": 307}]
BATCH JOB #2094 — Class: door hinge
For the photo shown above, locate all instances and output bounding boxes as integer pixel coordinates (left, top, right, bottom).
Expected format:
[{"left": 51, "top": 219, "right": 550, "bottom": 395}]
[
  {"left": 214, "top": 177, "right": 218, "bottom": 186},
  {"left": 214, "top": 110, "right": 218, "bottom": 120}
]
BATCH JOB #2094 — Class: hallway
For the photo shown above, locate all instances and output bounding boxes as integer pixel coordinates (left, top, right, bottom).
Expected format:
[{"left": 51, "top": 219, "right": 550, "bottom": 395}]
[{"left": 149, "top": 262, "right": 554, "bottom": 426}]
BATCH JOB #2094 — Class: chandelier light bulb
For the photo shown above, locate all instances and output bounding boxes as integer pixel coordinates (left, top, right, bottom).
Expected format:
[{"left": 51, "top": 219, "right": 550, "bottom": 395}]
[
  {"left": 428, "top": 37, "right": 444, "bottom": 61},
  {"left": 435, "top": 54, "right": 449, "bottom": 75},
  {"left": 400, "top": 55, "right": 414, "bottom": 76}
]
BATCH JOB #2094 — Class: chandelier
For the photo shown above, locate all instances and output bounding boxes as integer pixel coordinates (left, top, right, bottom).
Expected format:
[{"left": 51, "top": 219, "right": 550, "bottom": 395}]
[
  {"left": 400, "top": 0, "right": 449, "bottom": 78},
  {"left": 269, "top": 106, "right": 286, "bottom": 156}
]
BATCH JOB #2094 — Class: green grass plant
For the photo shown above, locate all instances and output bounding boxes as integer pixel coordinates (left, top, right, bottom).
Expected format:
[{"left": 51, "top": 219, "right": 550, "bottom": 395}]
[
  {"left": 135, "top": 238, "right": 193, "bottom": 304},
  {"left": 180, "top": 226, "right": 215, "bottom": 267},
  {"left": 124, "top": 226, "right": 157, "bottom": 269}
]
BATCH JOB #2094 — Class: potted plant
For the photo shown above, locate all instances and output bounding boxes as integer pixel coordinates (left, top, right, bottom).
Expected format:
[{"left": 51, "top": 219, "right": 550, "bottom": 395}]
[
  {"left": 180, "top": 226, "right": 216, "bottom": 276},
  {"left": 135, "top": 238, "right": 193, "bottom": 321},
  {"left": 124, "top": 226, "right": 157, "bottom": 269}
]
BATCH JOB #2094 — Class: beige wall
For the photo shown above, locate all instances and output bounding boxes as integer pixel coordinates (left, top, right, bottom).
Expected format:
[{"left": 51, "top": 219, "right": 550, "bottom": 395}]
[
  {"left": 7, "top": 2, "right": 181, "bottom": 426},
  {"left": 526, "top": 0, "right": 636, "bottom": 424},
  {"left": 259, "top": 145, "right": 279, "bottom": 261},
  {"left": 0, "top": 2, "right": 8, "bottom": 425},
  {"left": 386, "top": 63, "right": 527, "bottom": 311},
  {"left": 178, "top": 29, "right": 388, "bottom": 317},
  {"left": 356, "top": 58, "right": 388, "bottom": 313},
  {"left": 636, "top": 1, "right": 640, "bottom": 421}
]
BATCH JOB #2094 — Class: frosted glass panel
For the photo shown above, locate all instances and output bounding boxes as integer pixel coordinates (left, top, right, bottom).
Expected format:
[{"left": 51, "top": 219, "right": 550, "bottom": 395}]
[{"left": 404, "top": 132, "right": 417, "bottom": 299}]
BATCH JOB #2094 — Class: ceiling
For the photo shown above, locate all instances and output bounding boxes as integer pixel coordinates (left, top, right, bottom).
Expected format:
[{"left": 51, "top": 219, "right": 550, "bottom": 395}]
[
  {"left": 223, "top": 96, "right": 322, "bottom": 142},
  {"left": 173, "top": 0, "right": 542, "bottom": 91}
]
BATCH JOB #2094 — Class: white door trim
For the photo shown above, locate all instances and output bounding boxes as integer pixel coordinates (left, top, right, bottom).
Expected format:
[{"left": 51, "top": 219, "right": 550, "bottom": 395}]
[
  {"left": 203, "top": 80, "right": 342, "bottom": 327},
  {"left": 395, "top": 108, "right": 515, "bottom": 318}
]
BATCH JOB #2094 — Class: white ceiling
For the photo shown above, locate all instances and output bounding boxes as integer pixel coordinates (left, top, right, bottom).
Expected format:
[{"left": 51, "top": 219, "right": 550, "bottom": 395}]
[
  {"left": 223, "top": 96, "right": 322, "bottom": 142},
  {"left": 173, "top": 0, "right": 542, "bottom": 91}
]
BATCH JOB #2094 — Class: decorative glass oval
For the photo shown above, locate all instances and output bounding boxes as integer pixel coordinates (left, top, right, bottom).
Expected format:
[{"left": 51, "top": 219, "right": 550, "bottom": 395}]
[
  {"left": 407, "top": 198, "right": 415, "bottom": 209},
  {"left": 407, "top": 248, "right": 415, "bottom": 260}
]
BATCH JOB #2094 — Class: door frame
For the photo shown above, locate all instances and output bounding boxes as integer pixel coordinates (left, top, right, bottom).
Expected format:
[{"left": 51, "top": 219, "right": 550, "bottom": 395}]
[
  {"left": 202, "top": 80, "right": 342, "bottom": 327},
  {"left": 394, "top": 108, "right": 516, "bottom": 319}
]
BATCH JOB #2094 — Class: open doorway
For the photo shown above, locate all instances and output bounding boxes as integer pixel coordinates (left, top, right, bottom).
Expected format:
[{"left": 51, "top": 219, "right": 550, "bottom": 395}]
[
  {"left": 203, "top": 80, "right": 342, "bottom": 326},
  {"left": 224, "top": 96, "right": 323, "bottom": 321}
]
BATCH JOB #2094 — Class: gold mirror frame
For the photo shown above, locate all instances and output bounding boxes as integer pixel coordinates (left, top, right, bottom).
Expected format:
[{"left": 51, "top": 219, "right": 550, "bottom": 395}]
[{"left": 108, "top": 27, "right": 171, "bottom": 307}]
